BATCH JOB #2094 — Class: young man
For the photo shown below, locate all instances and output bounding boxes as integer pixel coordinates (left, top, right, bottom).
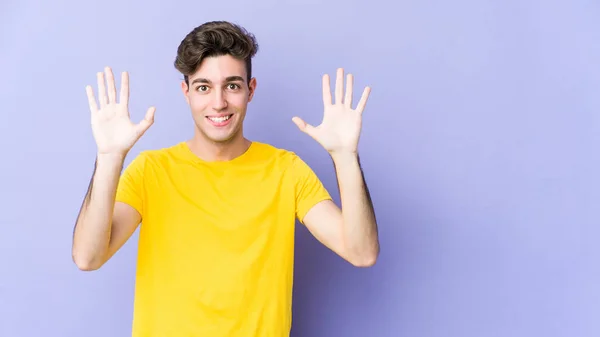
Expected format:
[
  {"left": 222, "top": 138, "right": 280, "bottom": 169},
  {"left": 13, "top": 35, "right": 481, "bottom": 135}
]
[{"left": 72, "top": 21, "right": 379, "bottom": 336}]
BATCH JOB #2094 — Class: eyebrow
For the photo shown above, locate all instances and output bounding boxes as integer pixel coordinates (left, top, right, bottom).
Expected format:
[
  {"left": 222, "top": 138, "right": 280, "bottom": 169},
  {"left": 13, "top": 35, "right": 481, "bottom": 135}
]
[{"left": 191, "top": 76, "right": 245, "bottom": 85}]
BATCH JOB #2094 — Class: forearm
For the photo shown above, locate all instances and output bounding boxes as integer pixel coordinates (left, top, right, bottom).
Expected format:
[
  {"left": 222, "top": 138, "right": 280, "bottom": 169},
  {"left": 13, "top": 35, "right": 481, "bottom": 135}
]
[
  {"left": 331, "top": 152, "right": 379, "bottom": 266},
  {"left": 72, "top": 153, "right": 125, "bottom": 270}
]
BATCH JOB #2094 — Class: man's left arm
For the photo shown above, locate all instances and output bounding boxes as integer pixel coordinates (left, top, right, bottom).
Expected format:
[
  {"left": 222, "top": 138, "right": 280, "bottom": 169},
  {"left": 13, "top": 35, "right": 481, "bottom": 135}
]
[
  {"left": 303, "top": 153, "right": 379, "bottom": 267},
  {"left": 292, "top": 67, "right": 380, "bottom": 267}
]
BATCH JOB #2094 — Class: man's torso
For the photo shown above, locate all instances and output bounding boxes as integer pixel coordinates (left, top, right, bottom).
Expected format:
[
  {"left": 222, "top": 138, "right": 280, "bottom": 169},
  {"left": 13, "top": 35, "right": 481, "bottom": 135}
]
[{"left": 115, "top": 141, "right": 330, "bottom": 336}]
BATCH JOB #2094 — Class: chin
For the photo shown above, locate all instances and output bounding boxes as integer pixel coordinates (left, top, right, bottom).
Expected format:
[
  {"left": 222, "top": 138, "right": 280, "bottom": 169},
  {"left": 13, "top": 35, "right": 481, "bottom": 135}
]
[
  {"left": 199, "top": 126, "right": 241, "bottom": 144},
  {"left": 207, "top": 133, "right": 238, "bottom": 144}
]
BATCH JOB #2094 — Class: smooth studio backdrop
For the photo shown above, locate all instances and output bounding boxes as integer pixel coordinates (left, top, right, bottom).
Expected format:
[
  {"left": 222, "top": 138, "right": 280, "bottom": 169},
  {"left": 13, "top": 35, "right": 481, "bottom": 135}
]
[{"left": 1, "top": 0, "right": 600, "bottom": 336}]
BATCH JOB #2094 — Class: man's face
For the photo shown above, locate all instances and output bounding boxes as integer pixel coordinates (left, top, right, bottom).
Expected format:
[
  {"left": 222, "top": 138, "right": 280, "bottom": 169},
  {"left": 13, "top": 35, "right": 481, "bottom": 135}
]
[{"left": 181, "top": 54, "right": 256, "bottom": 144}]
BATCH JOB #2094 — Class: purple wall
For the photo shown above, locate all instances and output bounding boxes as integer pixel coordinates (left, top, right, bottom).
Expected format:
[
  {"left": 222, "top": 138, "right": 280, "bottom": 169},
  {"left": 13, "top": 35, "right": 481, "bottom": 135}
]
[{"left": 1, "top": 0, "right": 600, "bottom": 336}]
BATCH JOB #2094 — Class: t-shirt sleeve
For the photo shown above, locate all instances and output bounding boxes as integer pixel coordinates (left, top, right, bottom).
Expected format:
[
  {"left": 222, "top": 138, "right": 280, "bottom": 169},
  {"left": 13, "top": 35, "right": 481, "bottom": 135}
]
[
  {"left": 115, "top": 152, "right": 147, "bottom": 216},
  {"left": 291, "top": 154, "right": 332, "bottom": 223}
]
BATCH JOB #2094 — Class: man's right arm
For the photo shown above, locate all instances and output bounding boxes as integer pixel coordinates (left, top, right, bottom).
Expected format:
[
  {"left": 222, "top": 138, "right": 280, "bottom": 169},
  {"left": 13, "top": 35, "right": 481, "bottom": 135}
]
[
  {"left": 74, "top": 66, "right": 156, "bottom": 270},
  {"left": 71, "top": 153, "right": 141, "bottom": 271}
]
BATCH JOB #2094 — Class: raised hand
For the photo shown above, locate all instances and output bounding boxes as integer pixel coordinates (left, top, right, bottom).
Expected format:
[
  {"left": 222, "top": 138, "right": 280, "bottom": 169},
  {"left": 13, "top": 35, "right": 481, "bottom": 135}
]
[
  {"left": 86, "top": 67, "right": 155, "bottom": 157},
  {"left": 292, "top": 68, "right": 371, "bottom": 155}
]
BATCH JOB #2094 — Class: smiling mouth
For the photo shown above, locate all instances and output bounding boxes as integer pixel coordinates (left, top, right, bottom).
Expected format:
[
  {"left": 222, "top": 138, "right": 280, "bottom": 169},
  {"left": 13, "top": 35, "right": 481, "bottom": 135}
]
[
  {"left": 207, "top": 114, "right": 232, "bottom": 122},
  {"left": 206, "top": 114, "right": 234, "bottom": 126}
]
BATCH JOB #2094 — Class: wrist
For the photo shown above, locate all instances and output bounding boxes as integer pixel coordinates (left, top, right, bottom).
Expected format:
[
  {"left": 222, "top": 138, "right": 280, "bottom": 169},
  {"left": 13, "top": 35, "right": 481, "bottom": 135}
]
[
  {"left": 329, "top": 151, "right": 359, "bottom": 165},
  {"left": 96, "top": 152, "right": 127, "bottom": 165}
]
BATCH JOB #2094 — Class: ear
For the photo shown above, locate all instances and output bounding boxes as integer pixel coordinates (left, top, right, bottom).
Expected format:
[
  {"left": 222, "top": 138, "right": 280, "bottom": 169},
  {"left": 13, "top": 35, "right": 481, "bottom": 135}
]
[
  {"left": 248, "top": 77, "right": 257, "bottom": 102},
  {"left": 181, "top": 80, "right": 190, "bottom": 105}
]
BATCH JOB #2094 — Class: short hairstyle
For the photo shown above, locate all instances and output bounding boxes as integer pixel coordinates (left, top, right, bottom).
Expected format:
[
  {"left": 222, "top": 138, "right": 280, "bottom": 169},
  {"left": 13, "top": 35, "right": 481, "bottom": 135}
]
[{"left": 174, "top": 21, "right": 259, "bottom": 84}]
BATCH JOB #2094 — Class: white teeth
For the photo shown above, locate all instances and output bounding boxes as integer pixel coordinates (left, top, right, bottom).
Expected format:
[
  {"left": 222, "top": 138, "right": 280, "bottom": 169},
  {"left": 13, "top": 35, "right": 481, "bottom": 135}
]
[{"left": 208, "top": 115, "right": 231, "bottom": 122}]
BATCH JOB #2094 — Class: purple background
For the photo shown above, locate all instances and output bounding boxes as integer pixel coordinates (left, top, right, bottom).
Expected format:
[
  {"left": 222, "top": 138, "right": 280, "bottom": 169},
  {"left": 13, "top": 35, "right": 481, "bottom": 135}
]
[{"left": 2, "top": 0, "right": 600, "bottom": 336}]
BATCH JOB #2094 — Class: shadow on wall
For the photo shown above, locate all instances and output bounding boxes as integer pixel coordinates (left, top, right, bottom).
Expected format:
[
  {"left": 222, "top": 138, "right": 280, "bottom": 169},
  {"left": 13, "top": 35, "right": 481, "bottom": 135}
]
[{"left": 289, "top": 149, "right": 428, "bottom": 337}]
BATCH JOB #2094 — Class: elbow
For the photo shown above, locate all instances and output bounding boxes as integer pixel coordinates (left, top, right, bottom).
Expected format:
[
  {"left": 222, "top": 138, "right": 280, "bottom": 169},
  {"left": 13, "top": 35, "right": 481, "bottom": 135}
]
[
  {"left": 75, "top": 264, "right": 97, "bottom": 272},
  {"left": 72, "top": 251, "right": 103, "bottom": 271},
  {"left": 350, "top": 255, "right": 378, "bottom": 268},
  {"left": 73, "top": 257, "right": 102, "bottom": 271},
  {"left": 348, "top": 248, "right": 379, "bottom": 268}
]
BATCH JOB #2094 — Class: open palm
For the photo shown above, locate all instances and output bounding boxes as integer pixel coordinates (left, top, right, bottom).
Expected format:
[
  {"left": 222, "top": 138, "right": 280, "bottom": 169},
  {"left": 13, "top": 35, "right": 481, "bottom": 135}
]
[
  {"left": 293, "top": 68, "right": 371, "bottom": 155},
  {"left": 87, "top": 67, "right": 155, "bottom": 156}
]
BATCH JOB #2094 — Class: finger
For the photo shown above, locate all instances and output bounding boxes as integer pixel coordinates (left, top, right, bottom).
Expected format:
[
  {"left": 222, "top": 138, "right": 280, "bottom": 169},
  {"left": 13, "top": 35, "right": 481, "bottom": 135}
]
[
  {"left": 105, "top": 67, "right": 117, "bottom": 104},
  {"left": 356, "top": 86, "right": 371, "bottom": 114},
  {"left": 120, "top": 71, "right": 129, "bottom": 106},
  {"left": 335, "top": 68, "right": 344, "bottom": 104},
  {"left": 292, "top": 116, "right": 316, "bottom": 137},
  {"left": 322, "top": 74, "right": 332, "bottom": 106},
  {"left": 136, "top": 106, "right": 156, "bottom": 134},
  {"left": 97, "top": 71, "right": 107, "bottom": 107},
  {"left": 85, "top": 85, "right": 98, "bottom": 114},
  {"left": 344, "top": 73, "right": 353, "bottom": 109}
]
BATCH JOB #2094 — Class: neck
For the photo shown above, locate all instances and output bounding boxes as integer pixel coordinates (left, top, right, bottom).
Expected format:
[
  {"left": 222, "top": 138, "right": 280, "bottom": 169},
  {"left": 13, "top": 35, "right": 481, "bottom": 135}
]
[{"left": 186, "top": 131, "right": 251, "bottom": 162}]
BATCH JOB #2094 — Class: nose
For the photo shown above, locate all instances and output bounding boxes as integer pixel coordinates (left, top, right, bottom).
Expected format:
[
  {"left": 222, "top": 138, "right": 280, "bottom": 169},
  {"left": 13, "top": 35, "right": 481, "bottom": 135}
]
[{"left": 212, "top": 90, "right": 228, "bottom": 111}]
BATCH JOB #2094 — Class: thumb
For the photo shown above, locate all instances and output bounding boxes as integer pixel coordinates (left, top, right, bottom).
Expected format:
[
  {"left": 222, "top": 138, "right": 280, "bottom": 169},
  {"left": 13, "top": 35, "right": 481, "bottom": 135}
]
[
  {"left": 136, "top": 106, "right": 156, "bottom": 134},
  {"left": 292, "top": 116, "right": 316, "bottom": 137}
]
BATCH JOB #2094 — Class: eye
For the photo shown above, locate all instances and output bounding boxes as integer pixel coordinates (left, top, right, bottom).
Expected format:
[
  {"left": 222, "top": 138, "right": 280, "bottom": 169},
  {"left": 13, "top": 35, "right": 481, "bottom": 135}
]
[
  {"left": 227, "top": 83, "right": 240, "bottom": 90},
  {"left": 196, "top": 85, "right": 208, "bottom": 92}
]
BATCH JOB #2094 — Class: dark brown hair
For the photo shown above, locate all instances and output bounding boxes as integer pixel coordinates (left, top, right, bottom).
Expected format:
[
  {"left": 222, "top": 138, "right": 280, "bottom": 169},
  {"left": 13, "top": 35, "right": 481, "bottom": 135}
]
[{"left": 174, "top": 21, "right": 259, "bottom": 85}]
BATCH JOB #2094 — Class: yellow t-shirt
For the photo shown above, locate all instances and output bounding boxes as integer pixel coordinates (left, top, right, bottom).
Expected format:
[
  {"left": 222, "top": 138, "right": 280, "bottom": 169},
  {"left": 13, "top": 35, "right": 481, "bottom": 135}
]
[{"left": 115, "top": 141, "right": 331, "bottom": 337}]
